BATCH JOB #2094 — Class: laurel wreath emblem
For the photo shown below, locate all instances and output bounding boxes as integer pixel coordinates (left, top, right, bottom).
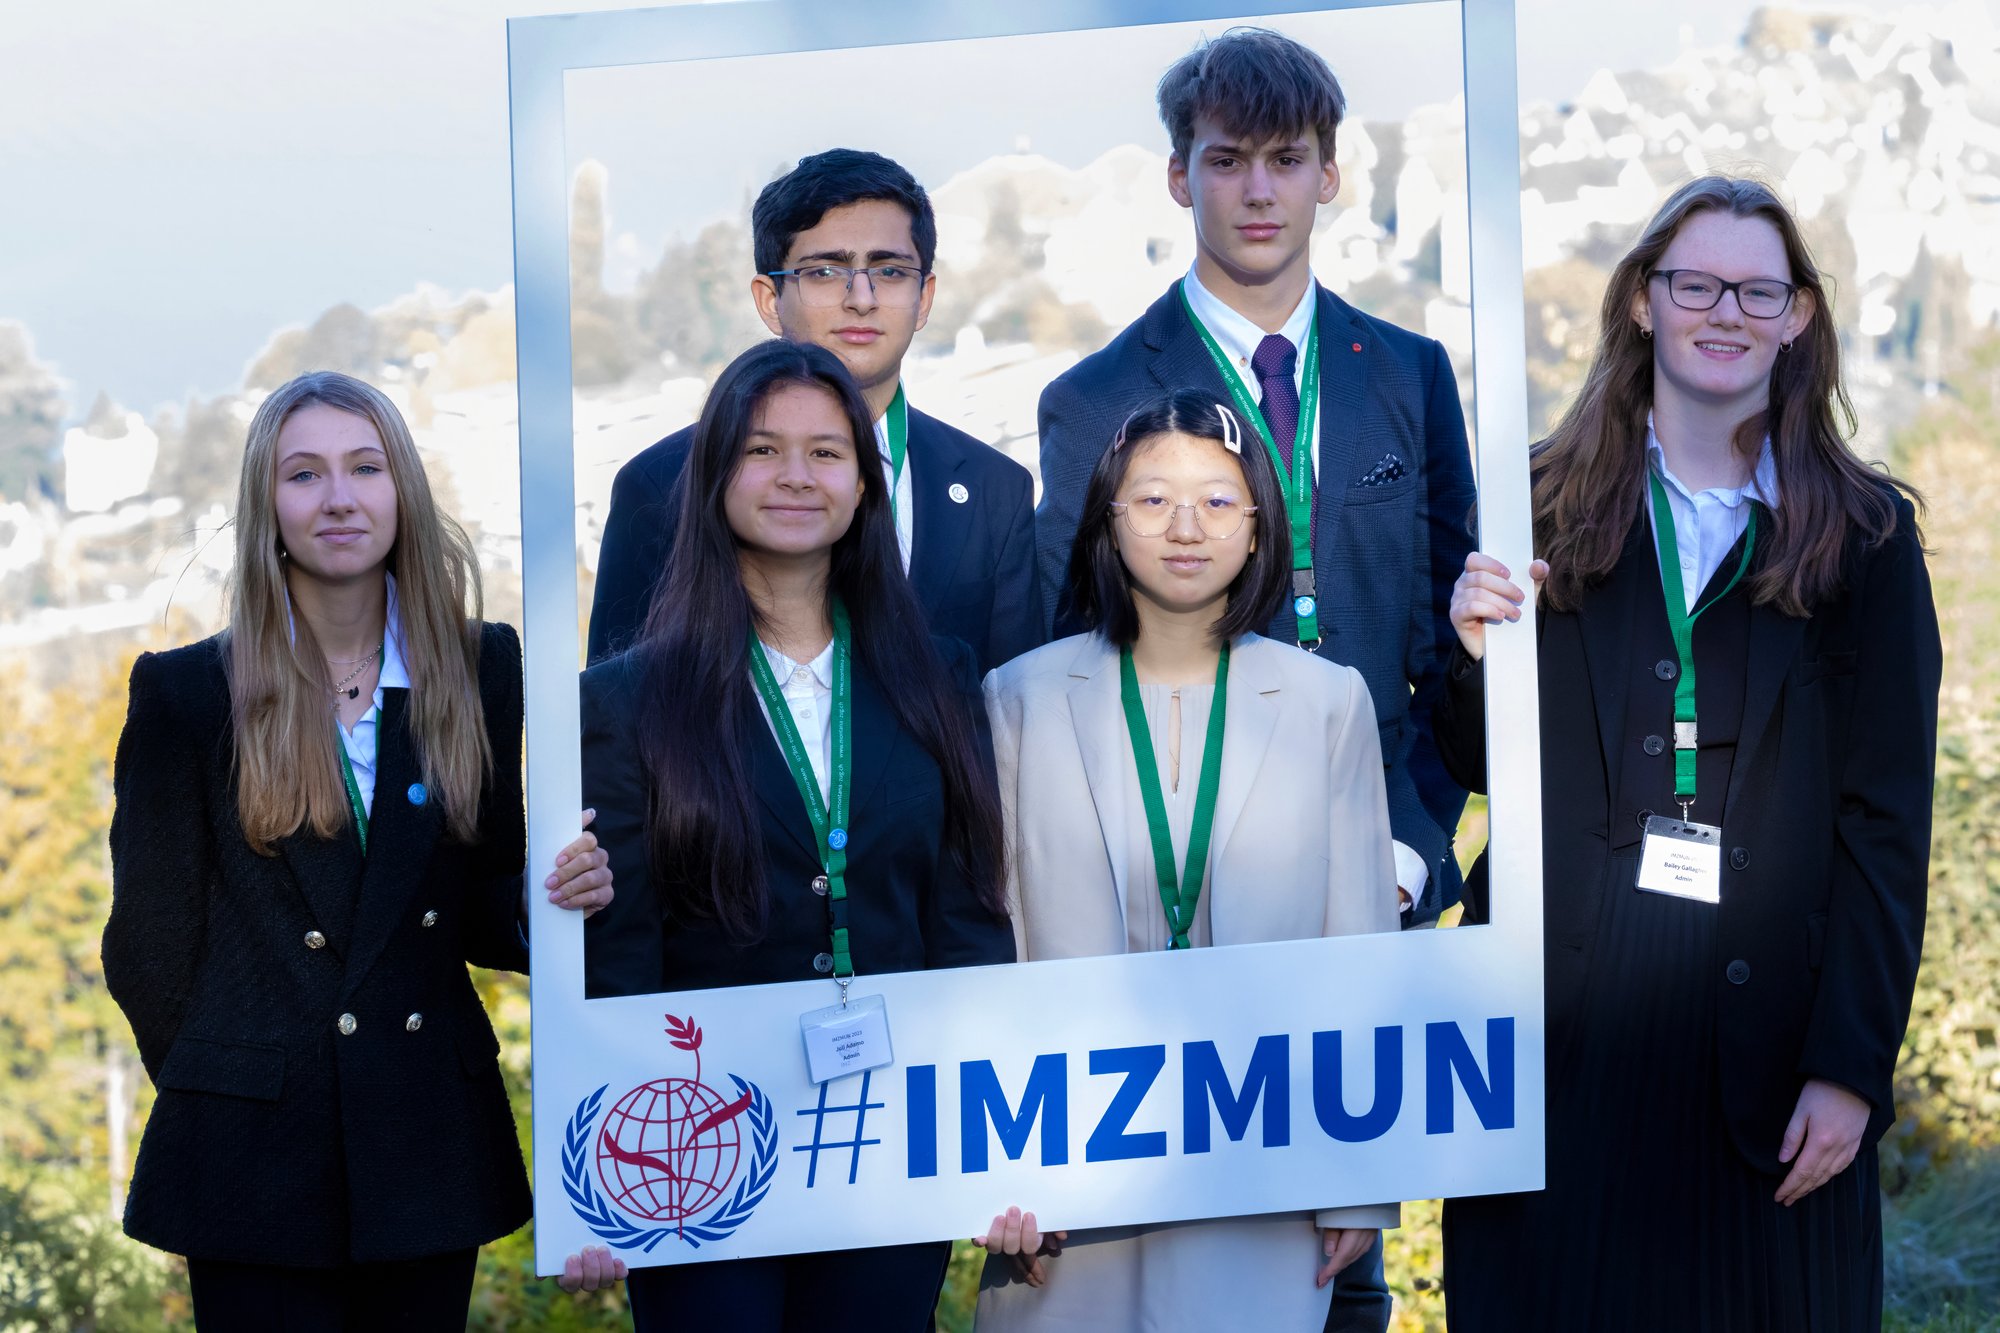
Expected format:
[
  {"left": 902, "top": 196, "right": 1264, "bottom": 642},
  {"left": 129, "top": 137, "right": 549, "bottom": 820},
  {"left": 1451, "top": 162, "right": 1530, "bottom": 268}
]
[{"left": 562, "top": 1076, "right": 779, "bottom": 1252}]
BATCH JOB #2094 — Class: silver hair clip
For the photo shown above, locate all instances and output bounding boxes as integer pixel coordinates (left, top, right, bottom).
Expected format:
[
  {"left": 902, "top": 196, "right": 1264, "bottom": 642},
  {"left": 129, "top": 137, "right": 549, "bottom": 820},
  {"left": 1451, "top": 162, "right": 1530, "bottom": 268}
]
[{"left": 1214, "top": 403, "right": 1243, "bottom": 455}]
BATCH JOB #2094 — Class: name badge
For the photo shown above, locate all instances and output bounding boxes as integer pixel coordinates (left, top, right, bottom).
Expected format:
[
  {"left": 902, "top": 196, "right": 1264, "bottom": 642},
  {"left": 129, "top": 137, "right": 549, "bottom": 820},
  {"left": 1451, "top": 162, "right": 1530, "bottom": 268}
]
[
  {"left": 1636, "top": 815, "right": 1722, "bottom": 903},
  {"left": 800, "top": 993, "right": 893, "bottom": 1085}
]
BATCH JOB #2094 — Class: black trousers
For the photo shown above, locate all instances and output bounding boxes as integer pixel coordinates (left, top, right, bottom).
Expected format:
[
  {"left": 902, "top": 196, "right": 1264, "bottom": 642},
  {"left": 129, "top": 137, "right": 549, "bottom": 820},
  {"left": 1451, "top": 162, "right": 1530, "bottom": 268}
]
[
  {"left": 627, "top": 1240, "right": 951, "bottom": 1333},
  {"left": 186, "top": 1247, "right": 478, "bottom": 1332}
]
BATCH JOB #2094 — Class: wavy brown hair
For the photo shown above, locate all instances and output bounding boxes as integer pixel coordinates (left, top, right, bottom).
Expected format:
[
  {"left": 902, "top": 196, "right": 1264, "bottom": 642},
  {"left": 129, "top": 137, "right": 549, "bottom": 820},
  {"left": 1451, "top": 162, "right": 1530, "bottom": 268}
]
[
  {"left": 1532, "top": 175, "right": 1914, "bottom": 616},
  {"left": 229, "top": 371, "right": 490, "bottom": 853}
]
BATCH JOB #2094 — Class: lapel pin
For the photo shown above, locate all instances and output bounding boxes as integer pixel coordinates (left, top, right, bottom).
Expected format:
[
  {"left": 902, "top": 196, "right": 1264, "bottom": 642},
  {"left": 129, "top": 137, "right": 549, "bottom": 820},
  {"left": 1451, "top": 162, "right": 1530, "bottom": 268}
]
[
  {"left": 407, "top": 783, "right": 427, "bottom": 807},
  {"left": 948, "top": 483, "right": 970, "bottom": 504},
  {"left": 1351, "top": 342, "right": 1363, "bottom": 353}
]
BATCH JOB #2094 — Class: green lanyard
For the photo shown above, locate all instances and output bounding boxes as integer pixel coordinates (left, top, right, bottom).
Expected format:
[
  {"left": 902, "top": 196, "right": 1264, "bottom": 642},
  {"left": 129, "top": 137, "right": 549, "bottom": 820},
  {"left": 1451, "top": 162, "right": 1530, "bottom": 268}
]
[
  {"left": 883, "top": 383, "right": 908, "bottom": 524},
  {"left": 1118, "top": 643, "right": 1231, "bottom": 950},
  {"left": 746, "top": 602, "right": 854, "bottom": 981},
  {"left": 1648, "top": 471, "right": 1759, "bottom": 815},
  {"left": 337, "top": 738, "right": 370, "bottom": 855},
  {"left": 1178, "top": 283, "right": 1322, "bottom": 649}
]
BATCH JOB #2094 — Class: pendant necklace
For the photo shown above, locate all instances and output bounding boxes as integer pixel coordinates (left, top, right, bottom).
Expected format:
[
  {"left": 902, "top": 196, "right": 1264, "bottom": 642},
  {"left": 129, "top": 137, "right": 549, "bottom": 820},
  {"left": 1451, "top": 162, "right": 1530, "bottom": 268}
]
[{"left": 330, "top": 645, "right": 383, "bottom": 702}]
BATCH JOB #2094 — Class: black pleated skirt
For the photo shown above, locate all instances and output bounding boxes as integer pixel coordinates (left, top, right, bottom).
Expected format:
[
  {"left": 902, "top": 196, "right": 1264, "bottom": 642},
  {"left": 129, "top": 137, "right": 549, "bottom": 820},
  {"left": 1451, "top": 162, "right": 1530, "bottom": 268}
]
[{"left": 1442, "top": 851, "right": 1882, "bottom": 1333}]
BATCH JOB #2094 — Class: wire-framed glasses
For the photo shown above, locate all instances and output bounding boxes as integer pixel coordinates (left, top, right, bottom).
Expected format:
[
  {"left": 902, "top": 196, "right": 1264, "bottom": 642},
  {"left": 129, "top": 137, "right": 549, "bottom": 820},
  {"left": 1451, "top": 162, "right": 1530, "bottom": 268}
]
[
  {"left": 1649, "top": 269, "right": 1798, "bottom": 319},
  {"left": 1109, "top": 493, "right": 1256, "bottom": 539},
  {"left": 765, "top": 263, "right": 929, "bottom": 307}
]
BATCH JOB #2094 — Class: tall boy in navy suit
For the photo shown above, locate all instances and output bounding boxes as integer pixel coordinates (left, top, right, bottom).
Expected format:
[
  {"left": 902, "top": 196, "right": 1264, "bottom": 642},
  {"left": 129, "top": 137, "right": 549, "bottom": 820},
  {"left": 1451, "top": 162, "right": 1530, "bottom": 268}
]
[
  {"left": 589, "top": 149, "right": 1041, "bottom": 673},
  {"left": 1033, "top": 33, "right": 1476, "bottom": 1321}
]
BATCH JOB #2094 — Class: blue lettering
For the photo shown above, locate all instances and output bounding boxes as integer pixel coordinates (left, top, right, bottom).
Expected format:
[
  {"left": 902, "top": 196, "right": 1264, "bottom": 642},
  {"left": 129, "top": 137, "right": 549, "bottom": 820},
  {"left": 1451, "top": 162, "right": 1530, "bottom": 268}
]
[
  {"left": 1311, "top": 1026, "right": 1404, "bottom": 1143},
  {"left": 961, "top": 1055, "right": 1069, "bottom": 1172},
  {"left": 906, "top": 1064, "right": 938, "bottom": 1178},
  {"left": 1182, "top": 1035, "right": 1290, "bottom": 1153},
  {"left": 1085, "top": 1045, "right": 1167, "bottom": 1162},
  {"left": 1425, "top": 1018, "right": 1516, "bottom": 1134}
]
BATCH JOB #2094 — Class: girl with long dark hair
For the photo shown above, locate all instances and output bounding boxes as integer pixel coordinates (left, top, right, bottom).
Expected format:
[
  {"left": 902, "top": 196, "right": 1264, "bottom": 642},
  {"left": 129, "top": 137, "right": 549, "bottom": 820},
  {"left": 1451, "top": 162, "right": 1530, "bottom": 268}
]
[
  {"left": 102, "top": 371, "right": 612, "bottom": 1328},
  {"left": 580, "top": 338, "right": 1013, "bottom": 1330},
  {"left": 973, "top": 390, "right": 1405, "bottom": 1333},
  {"left": 1440, "top": 177, "right": 1940, "bottom": 1330}
]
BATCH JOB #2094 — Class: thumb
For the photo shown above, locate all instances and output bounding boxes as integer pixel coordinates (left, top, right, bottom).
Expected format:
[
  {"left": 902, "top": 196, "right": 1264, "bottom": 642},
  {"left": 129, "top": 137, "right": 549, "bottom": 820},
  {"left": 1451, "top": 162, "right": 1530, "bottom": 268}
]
[{"left": 1778, "top": 1102, "right": 1809, "bottom": 1164}]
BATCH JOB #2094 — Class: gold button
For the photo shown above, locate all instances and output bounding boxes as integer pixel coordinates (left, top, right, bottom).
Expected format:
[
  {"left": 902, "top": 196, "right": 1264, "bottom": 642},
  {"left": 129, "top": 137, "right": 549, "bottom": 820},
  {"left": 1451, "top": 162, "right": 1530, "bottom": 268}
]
[
  {"left": 421, "top": 910, "right": 438, "bottom": 928},
  {"left": 405, "top": 1013, "right": 423, "bottom": 1032},
  {"left": 337, "top": 1013, "right": 357, "bottom": 1036},
  {"left": 304, "top": 931, "right": 326, "bottom": 950}
]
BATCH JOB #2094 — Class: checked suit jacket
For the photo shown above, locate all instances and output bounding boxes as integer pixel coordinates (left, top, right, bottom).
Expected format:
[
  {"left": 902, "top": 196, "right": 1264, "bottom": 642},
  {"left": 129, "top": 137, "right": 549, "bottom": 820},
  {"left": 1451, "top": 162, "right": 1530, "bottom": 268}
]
[{"left": 1033, "top": 281, "right": 1478, "bottom": 918}]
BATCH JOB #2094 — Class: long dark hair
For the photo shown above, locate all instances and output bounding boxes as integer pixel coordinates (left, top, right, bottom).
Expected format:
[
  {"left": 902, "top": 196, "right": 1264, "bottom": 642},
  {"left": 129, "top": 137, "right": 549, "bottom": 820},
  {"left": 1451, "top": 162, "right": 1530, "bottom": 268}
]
[
  {"left": 1066, "top": 389, "right": 1291, "bottom": 645},
  {"left": 634, "top": 339, "right": 1004, "bottom": 940},
  {"left": 1532, "top": 175, "right": 1916, "bottom": 616}
]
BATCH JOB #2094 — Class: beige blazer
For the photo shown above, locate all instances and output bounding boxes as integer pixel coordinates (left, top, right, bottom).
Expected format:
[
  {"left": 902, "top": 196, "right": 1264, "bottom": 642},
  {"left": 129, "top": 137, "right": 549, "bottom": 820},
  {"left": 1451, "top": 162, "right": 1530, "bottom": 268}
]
[{"left": 984, "top": 631, "right": 1400, "bottom": 1230}]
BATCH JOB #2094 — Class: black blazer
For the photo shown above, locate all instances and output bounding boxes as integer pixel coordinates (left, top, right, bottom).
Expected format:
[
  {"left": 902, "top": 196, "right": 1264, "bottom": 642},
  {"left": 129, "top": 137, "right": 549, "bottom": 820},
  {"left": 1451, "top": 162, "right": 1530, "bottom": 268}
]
[
  {"left": 1033, "top": 281, "right": 1478, "bottom": 918},
  {"left": 586, "top": 408, "right": 1042, "bottom": 674},
  {"left": 101, "top": 625, "right": 532, "bottom": 1267},
  {"left": 581, "top": 635, "right": 1014, "bottom": 997},
  {"left": 1437, "top": 496, "right": 1940, "bottom": 1170}
]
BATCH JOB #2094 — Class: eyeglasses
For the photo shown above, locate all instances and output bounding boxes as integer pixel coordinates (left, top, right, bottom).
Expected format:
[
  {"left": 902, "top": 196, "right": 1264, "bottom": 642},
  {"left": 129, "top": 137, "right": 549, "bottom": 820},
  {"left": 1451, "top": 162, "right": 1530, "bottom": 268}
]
[
  {"left": 1649, "top": 269, "right": 1798, "bottom": 319},
  {"left": 1109, "top": 493, "right": 1257, "bottom": 540},
  {"left": 765, "top": 263, "right": 929, "bottom": 308}
]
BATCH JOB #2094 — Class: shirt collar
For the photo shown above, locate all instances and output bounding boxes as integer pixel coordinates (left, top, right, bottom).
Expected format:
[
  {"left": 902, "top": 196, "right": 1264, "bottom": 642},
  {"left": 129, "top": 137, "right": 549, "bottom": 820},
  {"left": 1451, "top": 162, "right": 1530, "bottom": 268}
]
[
  {"left": 870, "top": 385, "right": 901, "bottom": 461},
  {"left": 1181, "top": 262, "right": 1317, "bottom": 373},
  {"left": 283, "top": 571, "right": 412, "bottom": 690},
  {"left": 1644, "top": 413, "right": 1780, "bottom": 510},
  {"left": 757, "top": 636, "right": 835, "bottom": 689}
]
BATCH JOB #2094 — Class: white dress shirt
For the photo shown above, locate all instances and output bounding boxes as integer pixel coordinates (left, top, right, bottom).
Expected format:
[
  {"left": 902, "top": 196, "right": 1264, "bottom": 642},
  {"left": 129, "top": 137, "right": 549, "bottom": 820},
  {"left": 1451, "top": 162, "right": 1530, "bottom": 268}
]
[
  {"left": 1183, "top": 264, "right": 1426, "bottom": 905},
  {"left": 332, "top": 573, "right": 411, "bottom": 817},
  {"left": 1644, "top": 416, "right": 1780, "bottom": 612},
  {"left": 874, "top": 403, "right": 915, "bottom": 573},
  {"left": 1181, "top": 264, "right": 1318, "bottom": 476},
  {"left": 751, "top": 638, "right": 835, "bottom": 804}
]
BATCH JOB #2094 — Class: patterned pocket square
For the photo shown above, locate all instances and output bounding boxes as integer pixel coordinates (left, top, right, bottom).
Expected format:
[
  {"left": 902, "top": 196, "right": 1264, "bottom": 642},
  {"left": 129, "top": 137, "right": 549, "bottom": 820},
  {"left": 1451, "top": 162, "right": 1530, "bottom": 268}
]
[{"left": 1358, "top": 453, "right": 1408, "bottom": 487}]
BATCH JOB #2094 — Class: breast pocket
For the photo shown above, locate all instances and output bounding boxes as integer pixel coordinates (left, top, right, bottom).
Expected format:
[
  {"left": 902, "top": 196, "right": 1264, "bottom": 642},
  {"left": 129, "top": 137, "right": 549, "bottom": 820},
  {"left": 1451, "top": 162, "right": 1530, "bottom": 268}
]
[{"left": 1344, "top": 473, "right": 1418, "bottom": 509}]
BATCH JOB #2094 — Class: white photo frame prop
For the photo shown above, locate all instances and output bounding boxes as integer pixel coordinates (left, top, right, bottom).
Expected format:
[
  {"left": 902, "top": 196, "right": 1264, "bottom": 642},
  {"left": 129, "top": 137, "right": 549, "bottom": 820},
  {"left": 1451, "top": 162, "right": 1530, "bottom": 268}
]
[{"left": 509, "top": 0, "right": 1542, "bottom": 1275}]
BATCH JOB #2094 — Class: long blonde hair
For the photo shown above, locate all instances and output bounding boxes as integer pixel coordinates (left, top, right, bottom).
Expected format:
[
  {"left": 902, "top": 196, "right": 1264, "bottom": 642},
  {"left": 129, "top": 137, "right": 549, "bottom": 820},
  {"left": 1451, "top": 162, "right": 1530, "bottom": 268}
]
[{"left": 229, "top": 371, "right": 491, "bottom": 853}]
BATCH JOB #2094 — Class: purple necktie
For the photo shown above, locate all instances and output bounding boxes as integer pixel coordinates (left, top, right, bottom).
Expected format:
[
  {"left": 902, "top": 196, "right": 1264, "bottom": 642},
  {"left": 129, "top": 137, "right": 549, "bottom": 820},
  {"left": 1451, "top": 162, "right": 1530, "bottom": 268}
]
[{"left": 1250, "top": 334, "right": 1300, "bottom": 471}]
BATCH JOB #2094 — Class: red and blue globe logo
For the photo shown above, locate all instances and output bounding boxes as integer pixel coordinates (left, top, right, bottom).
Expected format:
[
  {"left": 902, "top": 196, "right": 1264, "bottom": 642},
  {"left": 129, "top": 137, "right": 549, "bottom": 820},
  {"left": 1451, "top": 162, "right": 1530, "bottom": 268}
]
[{"left": 564, "top": 1014, "right": 778, "bottom": 1250}]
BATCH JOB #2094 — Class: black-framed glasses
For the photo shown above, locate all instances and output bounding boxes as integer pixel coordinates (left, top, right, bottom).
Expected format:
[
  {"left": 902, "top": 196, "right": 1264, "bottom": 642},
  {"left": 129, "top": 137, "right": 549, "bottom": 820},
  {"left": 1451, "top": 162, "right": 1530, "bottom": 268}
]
[
  {"left": 1649, "top": 269, "right": 1797, "bottom": 319},
  {"left": 1109, "top": 493, "right": 1257, "bottom": 540},
  {"left": 765, "top": 263, "right": 929, "bottom": 308}
]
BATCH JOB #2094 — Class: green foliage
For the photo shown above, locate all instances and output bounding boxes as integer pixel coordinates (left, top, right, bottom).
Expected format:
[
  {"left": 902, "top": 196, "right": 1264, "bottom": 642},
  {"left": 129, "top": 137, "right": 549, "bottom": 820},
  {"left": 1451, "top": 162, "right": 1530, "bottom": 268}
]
[{"left": 0, "top": 1172, "right": 186, "bottom": 1332}]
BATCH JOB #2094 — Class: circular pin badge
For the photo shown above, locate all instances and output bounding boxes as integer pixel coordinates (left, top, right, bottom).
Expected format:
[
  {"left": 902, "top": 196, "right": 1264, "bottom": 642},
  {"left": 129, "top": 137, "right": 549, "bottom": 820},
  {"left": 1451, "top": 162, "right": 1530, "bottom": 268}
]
[
  {"left": 827, "top": 827, "right": 848, "bottom": 850},
  {"left": 948, "top": 483, "right": 969, "bottom": 504},
  {"left": 1293, "top": 595, "right": 1317, "bottom": 619},
  {"left": 407, "top": 783, "right": 427, "bottom": 806}
]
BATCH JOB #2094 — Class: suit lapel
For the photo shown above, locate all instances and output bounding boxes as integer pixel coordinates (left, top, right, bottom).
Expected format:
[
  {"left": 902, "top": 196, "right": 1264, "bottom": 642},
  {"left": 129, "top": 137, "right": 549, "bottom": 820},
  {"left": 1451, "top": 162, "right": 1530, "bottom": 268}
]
[
  {"left": 848, "top": 665, "right": 899, "bottom": 816},
  {"left": 1575, "top": 526, "right": 1651, "bottom": 807},
  {"left": 743, "top": 694, "right": 822, "bottom": 863},
  {"left": 906, "top": 410, "right": 972, "bottom": 602},
  {"left": 341, "top": 689, "right": 443, "bottom": 989},
  {"left": 1065, "top": 638, "right": 1134, "bottom": 939},
  {"left": 278, "top": 819, "right": 364, "bottom": 959},
  {"left": 1146, "top": 286, "right": 1234, "bottom": 402},
  {"left": 1311, "top": 287, "right": 1371, "bottom": 558},
  {"left": 1209, "top": 639, "right": 1282, "bottom": 871},
  {"left": 1723, "top": 587, "right": 1807, "bottom": 821}
]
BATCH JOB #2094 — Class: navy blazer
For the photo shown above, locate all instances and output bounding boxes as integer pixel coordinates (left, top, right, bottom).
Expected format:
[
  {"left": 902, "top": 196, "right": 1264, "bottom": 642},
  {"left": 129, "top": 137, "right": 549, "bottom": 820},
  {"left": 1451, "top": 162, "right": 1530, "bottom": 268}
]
[
  {"left": 587, "top": 407, "right": 1042, "bottom": 674},
  {"left": 1436, "top": 497, "right": 1940, "bottom": 1168},
  {"left": 1033, "top": 282, "right": 1477, "bottom": 916},
  {"left": 581, "top": 636, "right": 1016, "bottom": 998},
  {"left": 101, "top": 626, "right": 532, "bottom": 1267}
]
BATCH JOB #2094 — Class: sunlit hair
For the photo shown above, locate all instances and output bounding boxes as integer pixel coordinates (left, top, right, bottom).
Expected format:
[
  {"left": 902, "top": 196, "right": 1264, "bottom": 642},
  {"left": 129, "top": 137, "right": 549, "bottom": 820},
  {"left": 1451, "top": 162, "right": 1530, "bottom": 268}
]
[
  {"left": 1532, "top": 175, "right": 1917, "bottom": 616},
  {"left": 1157, "top": 26, "right": 1346, "bottom": 165},
  {"left": 1065, "top": 389, "right": 1290, "bottom": 646},
  {"left": 229, "top": 371, "right": 490, "bottom": 853}
]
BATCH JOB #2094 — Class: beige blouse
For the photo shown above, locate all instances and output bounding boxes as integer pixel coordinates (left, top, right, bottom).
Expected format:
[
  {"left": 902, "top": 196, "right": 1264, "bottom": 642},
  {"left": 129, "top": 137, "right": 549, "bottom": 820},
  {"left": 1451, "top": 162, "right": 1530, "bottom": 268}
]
[{"left": 1121, "top": 681, "right": 1218, "bottom": 954}]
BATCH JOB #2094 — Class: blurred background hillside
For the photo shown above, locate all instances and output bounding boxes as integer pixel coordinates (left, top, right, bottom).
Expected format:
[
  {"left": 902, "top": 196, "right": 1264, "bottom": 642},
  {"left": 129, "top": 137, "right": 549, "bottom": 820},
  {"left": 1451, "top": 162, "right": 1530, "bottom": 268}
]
[{"left": 1, "top": 2, "right": 1997, "bottom": 1329}]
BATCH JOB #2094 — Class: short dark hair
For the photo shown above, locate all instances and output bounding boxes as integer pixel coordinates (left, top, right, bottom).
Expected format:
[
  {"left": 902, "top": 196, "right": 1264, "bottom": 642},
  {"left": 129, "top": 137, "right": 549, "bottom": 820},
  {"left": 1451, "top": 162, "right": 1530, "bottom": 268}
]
[
  {"left": 1156, "top": 27, "right": 1346, "bottom": 165},
  {"left": 1065, "top": 389, "right": 1291, "bottom": 648},
  {"left": 751, "top": 148, "right": 938, "bottom": 286}
]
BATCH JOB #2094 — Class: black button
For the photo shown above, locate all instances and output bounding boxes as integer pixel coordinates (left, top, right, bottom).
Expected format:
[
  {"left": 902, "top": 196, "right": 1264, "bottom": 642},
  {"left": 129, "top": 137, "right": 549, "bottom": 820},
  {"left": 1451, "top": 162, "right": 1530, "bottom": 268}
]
[
  {"left": 1726, "top": 959, "right": 1750, "bottom": 985},
  {"left": 1655, "top": 659, "right": 1679, "bottom": 681},
  {"left": 812, "top": 952, "right": 834, "bottom": 974},
  {"left": 1636, "top": 808, "right": 1654, "bottom": 828},
  {"left": 1729, "top": 847, "right": 1750, "bottom": 871},
  {"left": 1643, "top": 735, "right": 1666, "bottom": 756}
]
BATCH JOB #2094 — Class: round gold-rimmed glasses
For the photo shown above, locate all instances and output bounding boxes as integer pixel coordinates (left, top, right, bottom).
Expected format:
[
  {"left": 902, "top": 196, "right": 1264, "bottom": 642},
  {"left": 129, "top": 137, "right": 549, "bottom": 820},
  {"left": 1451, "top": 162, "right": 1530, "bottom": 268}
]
[{"left": 1109, "top": 493, "right": 1257, "bottom": 540}]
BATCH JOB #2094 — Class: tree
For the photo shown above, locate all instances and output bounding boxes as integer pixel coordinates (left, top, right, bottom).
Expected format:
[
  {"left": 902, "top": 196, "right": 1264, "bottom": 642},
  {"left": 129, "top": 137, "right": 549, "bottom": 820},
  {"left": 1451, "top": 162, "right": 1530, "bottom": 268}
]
[{"left": 0, "top": 322, "right": 67, "bottom": 503}]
